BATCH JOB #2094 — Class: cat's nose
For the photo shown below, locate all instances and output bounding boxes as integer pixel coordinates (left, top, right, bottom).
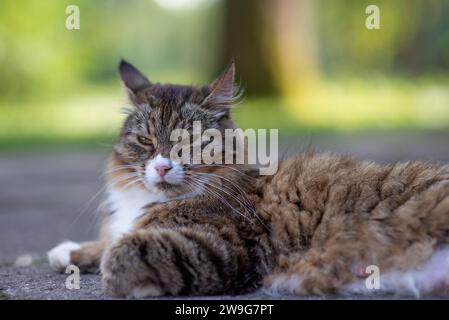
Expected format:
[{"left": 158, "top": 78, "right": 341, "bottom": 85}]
[{"left": 155, "top": 164, "right": 172, "bottom": 177}]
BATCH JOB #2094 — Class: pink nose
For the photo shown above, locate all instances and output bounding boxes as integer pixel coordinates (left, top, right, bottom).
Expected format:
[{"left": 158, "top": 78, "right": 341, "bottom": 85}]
[{"left": 155, "top": 164, "right": 172, "bottom": 177}]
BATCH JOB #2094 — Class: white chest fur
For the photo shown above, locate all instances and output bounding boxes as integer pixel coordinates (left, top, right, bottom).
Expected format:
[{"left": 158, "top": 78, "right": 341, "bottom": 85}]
[{"left": 106, "top": 186, "right": 166, "bottom": 241}]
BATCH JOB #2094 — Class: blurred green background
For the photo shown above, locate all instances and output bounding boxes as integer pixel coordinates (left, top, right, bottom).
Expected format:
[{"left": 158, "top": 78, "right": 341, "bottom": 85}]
[{"left": 1, "top": 0, "right": 449, "bottom": 150}]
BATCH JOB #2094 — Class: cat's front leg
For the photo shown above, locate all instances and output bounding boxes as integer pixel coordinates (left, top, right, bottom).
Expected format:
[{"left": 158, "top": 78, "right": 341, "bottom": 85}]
[
  {"left": 48, "top": 240, "right": 105, "bottom": 273},
  {"left": 101, "top": 226, "right": 244, "bottom": 298},
  {"left": 48, "top": 241, "right": 82, "bottom": 271},
  {"left": 48, "top": 206, "right": 110, "bottom": 273}
]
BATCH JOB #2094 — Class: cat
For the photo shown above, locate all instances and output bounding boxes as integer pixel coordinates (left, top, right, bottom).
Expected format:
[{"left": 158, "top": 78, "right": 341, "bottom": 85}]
[{"left": 48, "top": 60, "right": 449, "bottom": 298}]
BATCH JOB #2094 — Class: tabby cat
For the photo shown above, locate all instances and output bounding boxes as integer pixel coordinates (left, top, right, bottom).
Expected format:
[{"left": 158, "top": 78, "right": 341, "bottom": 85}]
[{"left": 48, "top": 60, "right": 449, "bottom": 298}]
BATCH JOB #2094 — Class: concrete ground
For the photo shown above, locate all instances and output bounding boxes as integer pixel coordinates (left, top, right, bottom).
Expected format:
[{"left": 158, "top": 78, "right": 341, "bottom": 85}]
[{"left": 1, "top": 132, "right": 449, "bottom": 300}]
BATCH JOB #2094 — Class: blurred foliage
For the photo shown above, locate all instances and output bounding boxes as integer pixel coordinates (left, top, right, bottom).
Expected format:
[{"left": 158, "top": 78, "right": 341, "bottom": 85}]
[
  {"left": 0, "top": 0, "right": 222, "bottom": 103},
  {"left": 0, "top": 0, "right": 448, "bottom": 149},
  {"left": 317, "top": 0, "right": 449, "bottom": 75}
]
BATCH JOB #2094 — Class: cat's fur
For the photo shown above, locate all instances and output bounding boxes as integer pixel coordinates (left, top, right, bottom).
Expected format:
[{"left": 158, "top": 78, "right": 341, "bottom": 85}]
[{"left": 48, "top": 61, "right": 449, "bottom": 298}]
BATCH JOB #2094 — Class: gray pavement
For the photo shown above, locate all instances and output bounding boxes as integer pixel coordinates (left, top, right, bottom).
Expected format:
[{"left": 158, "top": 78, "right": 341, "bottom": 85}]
[{"left": 1, "top": 132, "right": 449, "bottom": 300}]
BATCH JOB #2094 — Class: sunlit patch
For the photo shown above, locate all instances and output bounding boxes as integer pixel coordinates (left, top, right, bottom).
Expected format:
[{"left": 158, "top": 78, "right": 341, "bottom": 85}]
[
  {"left": 153, "top": 0, "right": 217, "bottom": 11},
  {"left": 282, "top": 80, "right": 449, "bottom": 130}
]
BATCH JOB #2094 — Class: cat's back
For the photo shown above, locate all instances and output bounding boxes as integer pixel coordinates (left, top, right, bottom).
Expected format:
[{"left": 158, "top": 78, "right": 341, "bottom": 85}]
[
  {"left": 260, "top": 152, "right": 449, "bottom": 208},
  {"left": 255, "top": 152, "right": 449, "bottom": 251}
]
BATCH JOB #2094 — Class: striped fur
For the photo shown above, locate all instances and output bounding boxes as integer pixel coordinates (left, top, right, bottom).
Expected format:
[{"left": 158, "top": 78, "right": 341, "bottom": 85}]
[
  {"left": 99, "top": 154, "right": 449, "bottom": 297},
  {"left": 51, "top": 61, "right": 449, "bottom": 298}
]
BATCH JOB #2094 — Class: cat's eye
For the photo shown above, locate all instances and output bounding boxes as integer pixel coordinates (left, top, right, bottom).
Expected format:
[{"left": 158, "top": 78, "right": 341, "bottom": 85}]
[{"left": 137, "top": 136, "right": 153, "bottom": 146}]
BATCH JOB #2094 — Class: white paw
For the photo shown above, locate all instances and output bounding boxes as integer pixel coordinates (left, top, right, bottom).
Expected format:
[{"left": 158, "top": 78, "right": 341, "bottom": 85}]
[
  {"left": 129, "top": 285, "right": 164, "bottom": 298},
  {"left": 47, "top": 241, "right": 81, "bottom": 271}
]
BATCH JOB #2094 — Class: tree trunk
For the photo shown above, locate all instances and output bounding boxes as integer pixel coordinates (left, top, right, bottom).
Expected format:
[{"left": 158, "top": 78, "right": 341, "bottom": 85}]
[
  {"left": 220, "top": 0, "right": 278, "bottom": 96},
  {"left": 220, "top": 0, "right": 320, "bottom": 97}
]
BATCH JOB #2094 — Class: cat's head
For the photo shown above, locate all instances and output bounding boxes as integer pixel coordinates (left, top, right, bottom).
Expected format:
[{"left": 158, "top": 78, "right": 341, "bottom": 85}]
[{"left": 106, "top": 59, "right": 242, "bottom": 199}]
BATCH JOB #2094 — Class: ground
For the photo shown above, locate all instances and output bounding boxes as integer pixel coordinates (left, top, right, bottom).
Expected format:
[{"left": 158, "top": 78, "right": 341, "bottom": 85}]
[{"left": 1, "top": 132, "right": 449, "bottom": 300}]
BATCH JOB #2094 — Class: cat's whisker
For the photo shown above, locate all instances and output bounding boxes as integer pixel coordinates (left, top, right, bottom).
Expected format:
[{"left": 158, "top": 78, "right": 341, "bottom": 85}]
[
  {"left": 69, "top": 171, "right": 141, "bottom": 231},
  {"left": 102, "top": 165, "right": 137, "bottom": 177},
  {"left": 183, "top": 180, "right": 205, "bottom": 198},
  {"left": 121, "top": 177, "right": 143, "bottom": 190},
  {"left": 194, "top": 172, "right": 255, "bottom": 212},
  {"left": 187, "top": 177, "right": 256, "bottom": 226},
  {"left": 192, "top": 172, "right": 270, "bottom": 231},
  {"left": 186, "top": 175, "right": 254, "bottom": 228},
  {"left": 195, "top": 176, "right": 255, "bottom": 214},
  {"left": 66, "top": 183, "right": 108, "bottom": 232},
  {"left": 103, "top": 168, "right": 136, "bottom": 176},
  {"left": 190, "top": 164, "right": 254, "bottom": 180},
  {"left": 87, "top": 200, "right": 108, "bottom": 233},
  {"left": 108, "top": 172, "right": 140, "bottom": 187},
  {"left": 196, "top": 171, "right": 251, "bottom": 193},
  {"left": 187, "top": 172, "right": 253, "bottom": 213},
  {"left": 105, "top": 164, "right": 136, "bottom": 170}
]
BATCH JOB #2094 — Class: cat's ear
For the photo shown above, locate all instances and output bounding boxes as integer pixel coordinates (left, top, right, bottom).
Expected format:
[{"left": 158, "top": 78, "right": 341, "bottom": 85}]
[
  {"left": 118, "top": 59, "right": 151, "bottom": 95},
  {"left": 202, "top": 61, "right": 238, "bottom": 112}
]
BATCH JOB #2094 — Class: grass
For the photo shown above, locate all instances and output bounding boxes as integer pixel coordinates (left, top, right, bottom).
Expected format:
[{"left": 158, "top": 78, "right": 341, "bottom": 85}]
[
  {"left": 0, "top": 88, "right": 124, "bottom": 151},
  {"left": 1, "top": 77, "right": 449, "bottom": 150},
  {"left": 285, "top": 77, "right": 449, "bottom": 130}
]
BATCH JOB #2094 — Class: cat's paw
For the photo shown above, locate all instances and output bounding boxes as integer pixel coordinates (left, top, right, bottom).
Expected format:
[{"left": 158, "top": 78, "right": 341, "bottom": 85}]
[
  {"left": 100, "top": 233, "right": 169, "bottom": 298},
  {"left": 47, "top": 241, "right": 81, "bottom": 271}
]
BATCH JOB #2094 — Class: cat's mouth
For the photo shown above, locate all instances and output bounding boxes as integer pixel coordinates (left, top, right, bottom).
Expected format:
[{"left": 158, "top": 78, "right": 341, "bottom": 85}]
[
  {"left": 147, "top": 171, "right": 207, "bottom": 199},
  {"left": 143, "top": 176, "right": 195, "bottom": 199},
  {"left": 155, "top": 181, "right": 180, "bottom": 190}
]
